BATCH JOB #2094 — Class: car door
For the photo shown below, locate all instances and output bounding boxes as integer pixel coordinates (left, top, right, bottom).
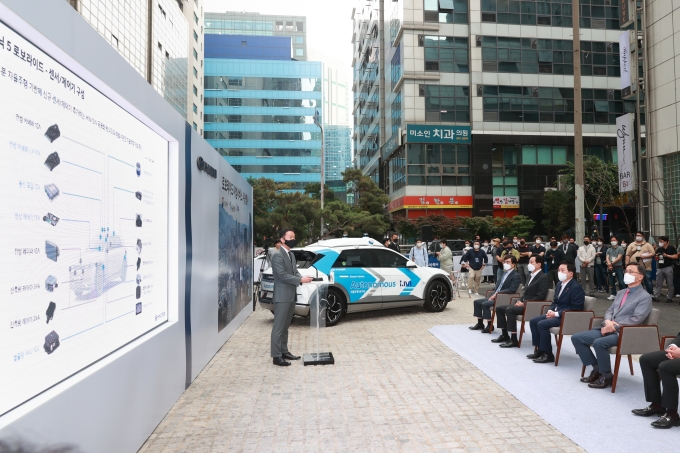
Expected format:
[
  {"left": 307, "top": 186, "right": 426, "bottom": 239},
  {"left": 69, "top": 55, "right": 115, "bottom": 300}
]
[
  {"left": 331, "top": 249, "right": 383, "bottom": 313},
  {"left": 372, "top": 249, "right": 424, "bottom": 308}
]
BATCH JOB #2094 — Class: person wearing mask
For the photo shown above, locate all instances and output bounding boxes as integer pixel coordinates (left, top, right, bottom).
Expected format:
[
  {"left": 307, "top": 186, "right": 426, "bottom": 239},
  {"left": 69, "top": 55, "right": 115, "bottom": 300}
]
[
  {"left": 271, "top": 229, "right": 314, "bottom": 366},
  {"left": 494, "top": 239, "right": 505, "bottom": 283},
  {"left": 530, "top": 236, "right": 546, "bottom": 258},
  {"left": 436, "top": 239, "right": 453, "bottom": 278},
  {"left": 461, "top": 241, "right": 488, "bottom": 296},
  {"left": 388, "top": 233, "right": 401, "bottom": 253},
  {"left": 528, "top": 262, "right": 585, "bottom": 363},
  {"left": 459, "top": 240, "right": 472, "bottom": 284},
  {"left": 516, "top": 238, "right": 532, "bottom": 287},
  {"left": 632, "top": 331, "right": 680, "bottom": 428},
  {"left": 653, "top": 236, "right": 677, "bottom": 303},
  {"left": 545, "top": 241, "right": 564, "bottom": 288},
  {"left": 572, "top": 262, "right": 653, "bottom": 389},
  {"left": 593, "top": 238, "right": 609, "bottom": 293},
  {"left": 482, "top": 240, "right": 493, "bottom": 283},
  {"left": 560, "top": 235, "right": 579, "bottom": 263},
  {"left": 494, "top": 256, "right": 549, "bottom": 348},
  {"left": 512, "top": 236, "right": 520, "bottom": 249},
  {"left": 408, "top": 239, "right": 428, "bottom": 267},
  {"left": 606, "top": 236, "right": 626, "bottom": 300},
  {"left": 577, "top": 236, "right": 597, "bottom": 297},
  {"left": 384, "top": 238, "right": 391, "bottom": 248},
  {"left": 626, "top": 232, "right": 655, "bottom": 294},
  {"left": 470, "top": 255, "right": 521, "bottom": 333}
]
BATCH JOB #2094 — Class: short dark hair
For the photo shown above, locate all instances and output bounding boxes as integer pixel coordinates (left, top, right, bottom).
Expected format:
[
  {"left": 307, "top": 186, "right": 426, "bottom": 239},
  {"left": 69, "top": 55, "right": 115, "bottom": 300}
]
[
  {"left": 659, "top": 236, "right": 670, "bottom": 242},
  {"left": 635, "top": 231, "right": 644, "bottom": 237},
  {"left": 274, "top": 239, "right": 281, "bottom": 245},
  {"left": 440, "top": 239, "right": 447, "bottom": 244},
  {"left": 279, "top": 228, "right": 294, "bottom": 240},
  {"left": 561, "top": 234, "right": 569, "bottom": 240},
  {"left": 531, "top": 255, "right": 544, "bottom": 265},
  {"left": 503, "top": 241, "right": 512, "bottom": 247},
  {"left": 626, "top": 261, "right": 646, "bottom": 277},
  {"left": 504, "top": 255, "right": 517, "bottom": 265},
  {"left": 559, "top": 261, "right": 576, "bottom": 275},
  {"left": 610, "top": 236, "right": 618, "bottom": 241},
  {"left": 474, "top": 240, "right": 481, "bottom": 245}
]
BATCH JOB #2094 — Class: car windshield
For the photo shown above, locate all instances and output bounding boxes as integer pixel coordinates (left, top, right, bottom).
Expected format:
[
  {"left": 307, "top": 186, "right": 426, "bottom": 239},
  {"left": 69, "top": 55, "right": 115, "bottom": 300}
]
[{"left": 292, "top": 250, "right": 317, "bottom": 269}]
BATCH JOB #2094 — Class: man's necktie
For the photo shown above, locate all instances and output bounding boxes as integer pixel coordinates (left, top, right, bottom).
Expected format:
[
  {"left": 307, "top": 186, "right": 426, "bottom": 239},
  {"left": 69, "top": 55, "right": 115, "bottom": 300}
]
[{"left": 619, "top": 289, "right": 630, "bottom": 309}]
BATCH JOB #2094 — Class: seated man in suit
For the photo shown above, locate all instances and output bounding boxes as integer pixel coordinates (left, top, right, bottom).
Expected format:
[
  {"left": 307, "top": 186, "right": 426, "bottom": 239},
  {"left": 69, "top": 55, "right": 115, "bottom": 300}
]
[
  {"left": 528, "top": 261, "right": 585, "bottom": 363},
  {"left": 632, "top": 331, "right": 680, "bottom": 429},
  {"left": 572, "top": 262, "right": 653, "bottom": 389},
  {"left": 494, "top": 255, "right": 549, "bottom": 348},
  {"left": 470, "top": 255, "right": 520, "bottom": 333}
]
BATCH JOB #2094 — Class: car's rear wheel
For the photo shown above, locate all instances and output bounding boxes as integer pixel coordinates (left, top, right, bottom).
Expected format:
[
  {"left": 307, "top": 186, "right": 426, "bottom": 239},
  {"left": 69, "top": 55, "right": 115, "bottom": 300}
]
[
  {"left": 424, "top": 280, "right": 450, "bottom": 312},
  {"left": 324, "top": 287, "right": 345, "bottom": 327}
]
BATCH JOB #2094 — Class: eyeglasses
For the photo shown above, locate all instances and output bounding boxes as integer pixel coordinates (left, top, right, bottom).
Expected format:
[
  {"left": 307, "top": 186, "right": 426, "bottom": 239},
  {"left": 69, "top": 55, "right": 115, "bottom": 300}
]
[{"left": 625, "top": 270, "right": 640, "bottom": 275}]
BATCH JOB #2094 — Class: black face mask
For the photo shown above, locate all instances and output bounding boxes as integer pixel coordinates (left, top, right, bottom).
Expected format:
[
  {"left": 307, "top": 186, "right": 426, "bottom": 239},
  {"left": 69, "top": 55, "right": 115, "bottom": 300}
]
[
  {"left": 283, "top": 239, "right": 297, "bottom": 248},
  {"left": 584, "top": 241, "right": 590, "bottom": 245}
]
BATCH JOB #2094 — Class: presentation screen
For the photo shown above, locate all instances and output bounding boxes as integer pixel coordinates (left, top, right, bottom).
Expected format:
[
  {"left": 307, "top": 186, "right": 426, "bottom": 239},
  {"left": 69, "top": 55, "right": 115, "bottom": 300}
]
[{"left": 0, "top": 20, "right": 169, "bottom": 415}]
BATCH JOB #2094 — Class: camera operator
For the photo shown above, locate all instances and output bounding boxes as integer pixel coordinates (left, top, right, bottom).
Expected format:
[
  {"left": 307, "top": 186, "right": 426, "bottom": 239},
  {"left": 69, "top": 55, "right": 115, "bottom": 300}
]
[{"left": 654, "top": 236, "right": 678, "bottom": 303}]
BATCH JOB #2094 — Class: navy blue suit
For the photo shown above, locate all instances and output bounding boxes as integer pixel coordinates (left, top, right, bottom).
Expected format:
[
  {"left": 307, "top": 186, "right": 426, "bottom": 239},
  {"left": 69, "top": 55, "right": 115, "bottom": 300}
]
[{"left": 529, "top": 278, "right": 585, "bottom": 354}]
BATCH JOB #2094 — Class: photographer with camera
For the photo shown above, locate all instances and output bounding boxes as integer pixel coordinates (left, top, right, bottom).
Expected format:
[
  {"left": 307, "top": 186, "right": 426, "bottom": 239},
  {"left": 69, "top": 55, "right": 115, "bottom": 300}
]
[{"left": 653, "top": 236, "right": 678, "bottom": 303}]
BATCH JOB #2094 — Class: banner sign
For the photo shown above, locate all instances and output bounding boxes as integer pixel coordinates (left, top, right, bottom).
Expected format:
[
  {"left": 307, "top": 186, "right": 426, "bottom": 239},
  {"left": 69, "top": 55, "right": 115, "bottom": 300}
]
[
  {"left": 388, "top": 195, "right": 473, "bottom": 212},
  {"left": 616, "top": 113, "right": 635, "bottom": 192},
  {"left": 406, "top": 124, "right": 471, "bottom": 144},
  {"left": 493, "top": 196, "right": 520, "bottom": 209},
  {"left": 619, "top": 31, "right": 633, "bottom": 98},
  {"left": 619, "top": 0, "right": 634, "bottom": 28},
  {"left": 382, "top": 131, "right": 401, "bottom": 159}
]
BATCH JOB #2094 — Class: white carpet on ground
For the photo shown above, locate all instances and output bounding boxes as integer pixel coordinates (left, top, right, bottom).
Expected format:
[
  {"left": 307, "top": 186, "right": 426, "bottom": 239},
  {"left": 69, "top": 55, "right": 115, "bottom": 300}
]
[{"left": 430, "top": 324, "right": 678, "bottom": 453}]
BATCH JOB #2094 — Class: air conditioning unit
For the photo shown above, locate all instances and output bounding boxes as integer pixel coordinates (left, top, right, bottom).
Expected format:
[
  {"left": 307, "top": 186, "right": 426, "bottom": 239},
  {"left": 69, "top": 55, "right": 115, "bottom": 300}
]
[
  {"left": 608, "top": 90, "right": 615, "bottom": 100},
  {"left": 606, "top": 42, "right": 613, "bottom": 53},
  {"left": 477, "top": 85, "right": 483, "bottom": 97},
  {"left": 419, "top": 84, "right": 425, "bottom": 96},
  {"left": 531, "top": 38, "right": 538, "bottom": 49},
  {"left": 475, "top": 36, "right": 482, "bottom": 47},
  {"left": 418, "top": 34, "right": 424, "bottom": 47},
  {"left": 532, "top": 87, "right": 539, "bottom": 98}
]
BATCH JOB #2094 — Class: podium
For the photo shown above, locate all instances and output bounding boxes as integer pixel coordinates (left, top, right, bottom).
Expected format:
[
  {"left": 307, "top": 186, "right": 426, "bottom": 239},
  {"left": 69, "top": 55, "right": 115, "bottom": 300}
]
[{"left": 303, "top": 282, "right": 334, "bottom": 366}]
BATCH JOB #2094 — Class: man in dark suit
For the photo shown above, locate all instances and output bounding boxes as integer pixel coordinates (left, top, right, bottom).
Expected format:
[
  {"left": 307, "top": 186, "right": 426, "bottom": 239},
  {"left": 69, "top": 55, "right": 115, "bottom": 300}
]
[
  {"left": 494, "top": 255, "right": 550, "bottom": 348},
  {"left": 632, "top": 332, "right": 680, "bottom": 428},
  {"left": 387, "top": 232, "right": 401, "bottom": 253},
  {"left": 270, "top": 228, "right": 313, "bottom": 366},
  {"left": 528, "top": 261, "right": 585, "bottom": 363},
  {"left": 470, "top": 255, "right": 521, "bottom": 333}
]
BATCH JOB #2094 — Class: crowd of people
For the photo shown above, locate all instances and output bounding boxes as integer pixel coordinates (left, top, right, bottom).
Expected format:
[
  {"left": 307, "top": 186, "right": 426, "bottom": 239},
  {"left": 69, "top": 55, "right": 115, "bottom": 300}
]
[{"left": 458, "top": 232, "right": 680, "bottom": 429}]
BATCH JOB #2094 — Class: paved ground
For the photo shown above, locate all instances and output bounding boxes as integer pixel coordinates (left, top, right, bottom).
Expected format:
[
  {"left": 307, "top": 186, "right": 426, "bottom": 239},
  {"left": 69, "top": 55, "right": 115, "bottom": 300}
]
[{"left": 138, "top": 280, "right": 680, "bottom": 453}]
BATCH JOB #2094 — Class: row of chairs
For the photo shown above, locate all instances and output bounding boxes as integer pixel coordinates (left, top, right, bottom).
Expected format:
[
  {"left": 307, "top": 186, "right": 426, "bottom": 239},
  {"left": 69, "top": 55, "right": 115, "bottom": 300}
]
[{"left": 484, "top": 288, "right": 663, "bottom": 393}]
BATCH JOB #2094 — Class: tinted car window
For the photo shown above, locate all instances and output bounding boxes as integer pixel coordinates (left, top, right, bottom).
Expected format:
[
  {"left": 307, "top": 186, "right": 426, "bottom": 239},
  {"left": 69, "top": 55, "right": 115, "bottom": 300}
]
[
  {"left": 373, "top": 249, "right": 408, "bottom": 268},
  {"left": 332, "top": 250, "right": 376, "bottom": 268}
]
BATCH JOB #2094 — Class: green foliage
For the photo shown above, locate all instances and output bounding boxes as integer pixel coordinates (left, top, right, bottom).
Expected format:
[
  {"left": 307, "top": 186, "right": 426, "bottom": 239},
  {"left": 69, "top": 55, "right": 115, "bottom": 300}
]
[
  {"left": 343, "top": 168, "right": 389, "bottom": 216},
  {"left": 322, "top": 200, "right": 390, "bottom": 239},
  {"left": 504, "top": 215, "right": 535, "bottom": 238},
  {"left": 303, "top": 183, "right": 336, "bottom": 202},
  {"left": 461, "top": 216, "right": 494, "bottom": 239},
  {"left": 542, "top": 190, "right": 575, "bottom": 238},
  {"left": 392, "top": 214, "right": 533, "bottom": 241}
]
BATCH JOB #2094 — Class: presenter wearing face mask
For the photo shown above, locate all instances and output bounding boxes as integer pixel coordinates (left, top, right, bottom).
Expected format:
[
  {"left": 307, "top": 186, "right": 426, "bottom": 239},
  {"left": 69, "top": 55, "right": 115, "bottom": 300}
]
[
  {"left": 572, "top": 262, "right": 653, "bottom": 389},
  {"left": 271, "top": 229, "right": 314, "bottom": 367},
  {"left": 527, "top": 262, "right": 585, "bottom": 364},
  {"left": 625, "top": 232, "right": 655, "bottom": 294},
  {"left": 408, "top": 239, "right": 428, "bottom": 267},
  {"left": 461, "top": 241, "right": 488, "bottom": 296}
]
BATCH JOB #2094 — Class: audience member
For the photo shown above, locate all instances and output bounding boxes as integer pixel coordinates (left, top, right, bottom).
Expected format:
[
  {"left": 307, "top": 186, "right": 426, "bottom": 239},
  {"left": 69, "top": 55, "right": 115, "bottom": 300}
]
[
  {"left": 577, "top": 235, "right": 596, "bottom": 297},
  {"left": 470, "top": 255, "right": 520, "bottom": 333},
  {"left": 625, "top": 232, "right": 655, "bottom": 294}
]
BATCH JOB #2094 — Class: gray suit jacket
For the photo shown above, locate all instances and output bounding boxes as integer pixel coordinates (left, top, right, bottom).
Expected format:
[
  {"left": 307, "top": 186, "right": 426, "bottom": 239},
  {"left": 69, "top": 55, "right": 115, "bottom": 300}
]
[
  {"left": 272, "top": 247, "right": 302, "bottom": 303},
  {"left": 604, "top": 285, "right": 653, "bottom": 327}
]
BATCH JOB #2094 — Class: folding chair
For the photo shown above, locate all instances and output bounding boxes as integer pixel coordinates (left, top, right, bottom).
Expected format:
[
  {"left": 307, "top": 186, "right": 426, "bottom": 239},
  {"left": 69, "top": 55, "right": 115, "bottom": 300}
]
[{"left": 580, "top": 308, "right": 661, "bottom": 393}]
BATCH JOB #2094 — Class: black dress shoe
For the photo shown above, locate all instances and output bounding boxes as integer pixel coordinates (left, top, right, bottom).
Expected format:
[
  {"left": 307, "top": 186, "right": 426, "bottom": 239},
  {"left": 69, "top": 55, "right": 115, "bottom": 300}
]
[
  {"left": 580, "top": 370, "right": 602, "bottom": 383},
  {"left": 499, "top": 339, "right": 519, "bottom": 348},
  {"left": 273, "top": 357, "right": 291, "bottom": 367},
  {"left": 588, "top": 375, "right": 613, "bottom": 389},
  {"left": 282, "top": 352, "right": 301, "bottom": 360},
  {"left": 651, "top": 413, "right": 680, "bottom": 428},
  {"left": 666, "top": 299, "right": 674, "bottom": 304},
  {"left": 632, "top": 405, "right": 666, "bottom": 417},
  {"left": 526, "top": 351, "right": 541, "bottom": 359},
  {"left": 481, "top": 325, "right": 491, "bottom": 333},
  {"left": 491, "top": 334, "right": 510, "bottom": 343},
  {"left": 652, "top": 297, "right": 660, "bottom": 302},
  {"left": 469, "top": 324, "right": 483, "bottom": 330},
  {"left": 533, "top": 353, "right": 555, "bottom": 363}
]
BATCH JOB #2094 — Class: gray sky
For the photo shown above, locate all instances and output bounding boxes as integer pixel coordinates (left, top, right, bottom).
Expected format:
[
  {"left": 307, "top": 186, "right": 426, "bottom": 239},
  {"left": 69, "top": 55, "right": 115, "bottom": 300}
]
[{"left": 203, "top": 0, "right": 354, "bottom": 71}]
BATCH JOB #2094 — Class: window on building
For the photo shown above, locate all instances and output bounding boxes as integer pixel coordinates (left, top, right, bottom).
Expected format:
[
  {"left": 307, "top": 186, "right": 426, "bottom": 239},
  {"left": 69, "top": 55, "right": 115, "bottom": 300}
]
[
  {"left": 193, "top": 48, "right": 198, "bottom": 60},
  {"left": 275, "top": 21, "right": 284, "bottom": 31},
  {"left": 423, "top": 36, "right": 469, "bottom": 73},
  {"left": 295, "top": 48, "right": 304, "bottom": 57},
  {"left": 286, "top": 21, "right": 294, "bottom": 31},
  {"left": 581, "top": 41, "right": 620, "bottom": 77},
  {"left": 193, "top": 122, "right": 197, "bottom": 130},
  {"left": 520, "top": 145, "right": 568, "bottom": 165},
  {"left": 404, "top": 144, "right": 471, "bottom": 186},
  {"left": 296, "top": 22, "right": 304, "bottom": 32},
  {"left": 193, "top": 12, "right": 198, "bottom": 24},
  {"left": 192, "top": 104, "right": 198, "bottom": 114},
  {"left": 193, "top": 67, "right": 198, "bottom": 78},
  {"left": 481, "top": 0, "right": 620, "bottom": 29},
  {"left": 194, "top": 30, "right": 198, "bottom": 42},
  {"left": 296, "top": 36, "right": 304, "bottom": 44},
  {"left": 158, "top": 4, "right": 166, "bottom": 19},
  {"left": 424, "top": 0, "right": 468, "bottom": 24},
  {"left": 111, "top": 34, "right": 118, "bottom": 47},
  {"left": 423, "top": 85, "right": 470, "bottom": 122},
  {"left": 193, "top": 85, "right": 198, "bottom": 96}
]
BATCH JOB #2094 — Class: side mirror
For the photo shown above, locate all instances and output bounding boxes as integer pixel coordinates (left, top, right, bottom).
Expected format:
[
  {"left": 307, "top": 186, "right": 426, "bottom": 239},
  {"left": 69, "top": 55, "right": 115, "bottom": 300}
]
[{"left": 406, "top": 259, "right": 418, "bottom": 269}]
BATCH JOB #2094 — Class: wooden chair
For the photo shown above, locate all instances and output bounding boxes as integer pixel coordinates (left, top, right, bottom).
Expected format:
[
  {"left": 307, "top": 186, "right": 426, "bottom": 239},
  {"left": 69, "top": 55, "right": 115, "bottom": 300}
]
[
  {"left": 548, "top": 296, "right": 596, "bottom": 366},
  {"left": 517, "top": 288, "right": 555, "bottom": 347},
  {"left": 580, "top": 308, "right": 661, "bottom": 393}
]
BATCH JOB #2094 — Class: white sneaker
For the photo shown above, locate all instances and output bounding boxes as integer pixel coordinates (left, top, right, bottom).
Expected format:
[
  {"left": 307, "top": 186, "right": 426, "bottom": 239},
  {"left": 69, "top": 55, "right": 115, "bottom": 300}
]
[
  {"left": 607, "top": 295, "right": 615, "bottom": 300},
  {"left": 474, "top": 293, "right": 480, "bottom": 296},
  {"left": 468, "top": 289, "right": 472, "bottom": 294}
]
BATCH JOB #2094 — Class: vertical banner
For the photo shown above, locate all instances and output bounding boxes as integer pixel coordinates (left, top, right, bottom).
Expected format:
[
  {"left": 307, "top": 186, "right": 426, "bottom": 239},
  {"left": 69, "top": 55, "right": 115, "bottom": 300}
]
[
  {"left": 616, "top": 113, "right": 635, "bottom": 192},
  {"left": 619, "top": 0, "right": 634, "bottom": 28},
  {"left": 619, "top": 31, "right": 633, "bottom": 98}
]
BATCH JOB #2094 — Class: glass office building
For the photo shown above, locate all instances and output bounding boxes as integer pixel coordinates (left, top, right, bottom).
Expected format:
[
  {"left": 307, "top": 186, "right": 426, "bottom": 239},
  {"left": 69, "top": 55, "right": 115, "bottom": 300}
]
[
  {"left": 204, "top": 34, "right": 322, "bottom": 190},
  {"left": 325, "top": 125, "right": 352, "bottom": 181},
  {"left": 205, "top": 12, "right": 307, "bottom": 60}
]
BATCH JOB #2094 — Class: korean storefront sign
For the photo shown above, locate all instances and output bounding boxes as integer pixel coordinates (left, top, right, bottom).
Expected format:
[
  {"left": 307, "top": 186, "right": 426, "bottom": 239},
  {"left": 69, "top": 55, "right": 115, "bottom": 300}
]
[
  {"left": 405, "top": 124, "right": 471, "bottom": 144},
  {"left": 388, "top": 196, "right": 473, "bottom": 212},
  {"left": 493, "top": 196, "right": 520, "bottom": 209}
]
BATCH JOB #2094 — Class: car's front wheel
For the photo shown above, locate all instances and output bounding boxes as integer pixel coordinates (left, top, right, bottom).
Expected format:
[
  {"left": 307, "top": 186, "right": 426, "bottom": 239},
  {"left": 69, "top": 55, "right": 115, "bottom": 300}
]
[
  {"left": 424, "top": 280, "right": 450, "bottom": 312},
  {"left": 324, "top": 287, "right": 345, "bottom": 327}
]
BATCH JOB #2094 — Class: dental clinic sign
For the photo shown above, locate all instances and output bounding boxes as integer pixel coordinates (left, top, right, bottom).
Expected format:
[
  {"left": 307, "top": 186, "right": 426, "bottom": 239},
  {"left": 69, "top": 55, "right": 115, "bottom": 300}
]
[
  {"left": 616, "top": 113, "right": 635, "bottom": 192},
  {"left": 406, "top": 124, "right": 471, "bottom": 143}
]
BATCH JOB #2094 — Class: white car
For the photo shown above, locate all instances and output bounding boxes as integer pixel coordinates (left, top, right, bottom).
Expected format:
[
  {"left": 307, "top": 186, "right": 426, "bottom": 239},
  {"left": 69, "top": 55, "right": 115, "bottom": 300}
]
[{"left": 258, "top": 237, "right": 454, "bottom": 326}]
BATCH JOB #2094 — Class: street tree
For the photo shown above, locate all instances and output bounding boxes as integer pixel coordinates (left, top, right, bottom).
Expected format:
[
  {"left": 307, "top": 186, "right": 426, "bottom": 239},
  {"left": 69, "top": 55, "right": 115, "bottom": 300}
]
[{"left": 541, "top": 190, "right": 574, "bottom": 238}]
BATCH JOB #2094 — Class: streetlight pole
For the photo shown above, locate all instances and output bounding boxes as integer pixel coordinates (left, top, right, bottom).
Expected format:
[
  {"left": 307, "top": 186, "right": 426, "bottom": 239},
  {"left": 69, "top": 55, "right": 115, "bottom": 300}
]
[
  {"left": 573, "top": 0, "right": 585, "bottom": 242},
  {"left": 314, "top": 110, "right": 324, "bottom": 238}
]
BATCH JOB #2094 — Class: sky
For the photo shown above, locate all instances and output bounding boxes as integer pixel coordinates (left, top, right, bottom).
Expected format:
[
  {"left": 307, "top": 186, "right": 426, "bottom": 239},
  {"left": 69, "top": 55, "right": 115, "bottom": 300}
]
[{"left": 203, "top": 0, "right": 354, "bottom": 72}]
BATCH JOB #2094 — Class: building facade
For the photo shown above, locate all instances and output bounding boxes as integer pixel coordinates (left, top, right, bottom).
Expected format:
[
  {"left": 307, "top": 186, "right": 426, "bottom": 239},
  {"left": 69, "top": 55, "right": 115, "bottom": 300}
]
[
  {"left": 204, "top": 12, "right": 307, "bottom": 61},
  {"left": 66, "top": 0, "right": 203, "bottom": 133},
  {"left": 204, "top": 34, "right": 323, "bottom": 189},
  {"left": 354, "top": 0, "right": 639, "bottom": 225}
]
